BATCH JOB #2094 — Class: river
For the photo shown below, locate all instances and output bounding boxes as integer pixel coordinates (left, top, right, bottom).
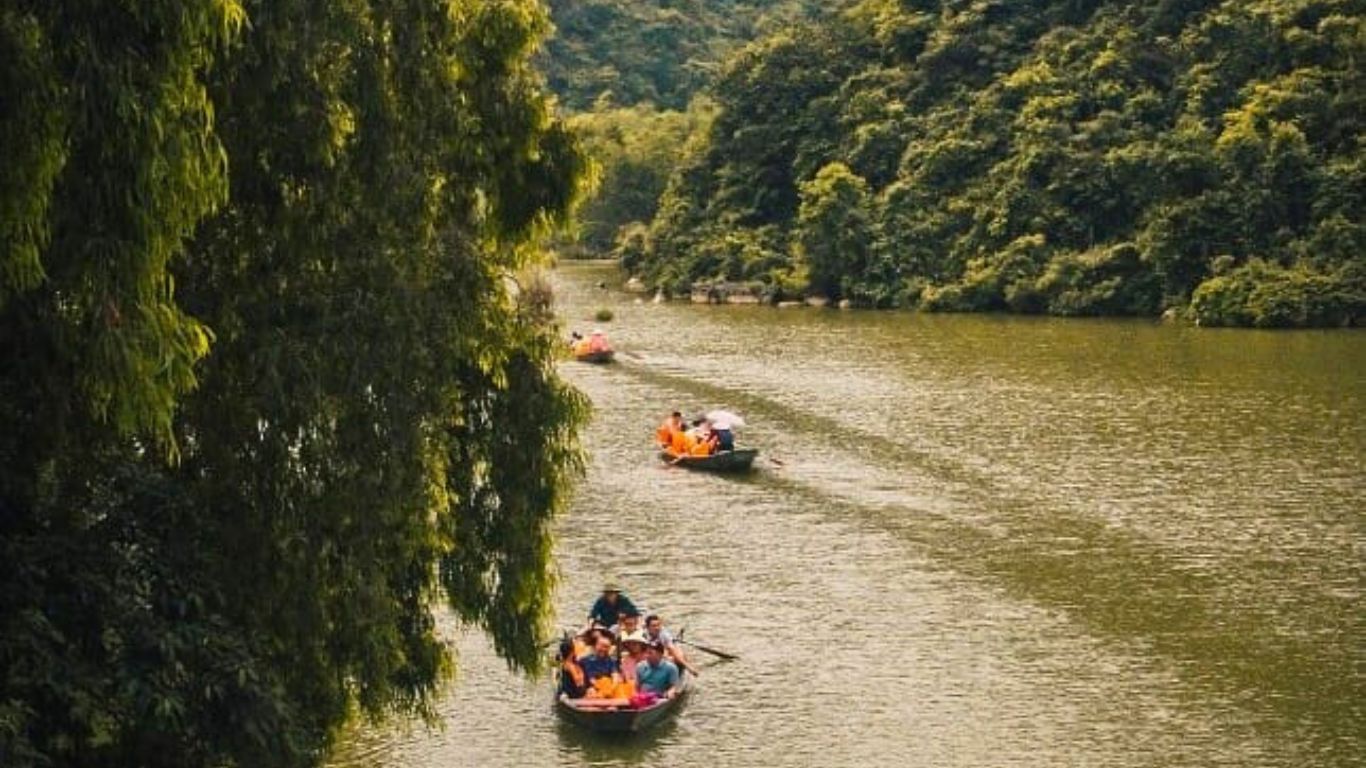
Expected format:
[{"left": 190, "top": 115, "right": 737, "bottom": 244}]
[{"left": 330, "top": 261, "right": 1364, "bottom": 767}]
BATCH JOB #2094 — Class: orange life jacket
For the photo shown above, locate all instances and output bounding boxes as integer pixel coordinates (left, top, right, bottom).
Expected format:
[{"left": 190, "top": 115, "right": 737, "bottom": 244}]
[
  {"left": 563, "top": 658, "right": 586, "bottom": 689},
  {"left": 670, "top": 429, "right": 689, "bottom": 456}
]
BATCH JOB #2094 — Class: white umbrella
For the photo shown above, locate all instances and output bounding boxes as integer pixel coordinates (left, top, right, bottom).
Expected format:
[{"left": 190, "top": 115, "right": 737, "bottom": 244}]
[{"left": 705, "top": 410, "right": 746, "bottom": 429}]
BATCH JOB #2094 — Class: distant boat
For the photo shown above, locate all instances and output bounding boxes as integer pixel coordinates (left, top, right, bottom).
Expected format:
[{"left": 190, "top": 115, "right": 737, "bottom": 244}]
[
  {"left": 659, "top": 449, "right": 759, "bottom": 472},
  {"left": 555, "top": 671, "right": 693, "bottom": 734},
  {"left": 574, "top": 349, "right": 615, "bottom": 364}
]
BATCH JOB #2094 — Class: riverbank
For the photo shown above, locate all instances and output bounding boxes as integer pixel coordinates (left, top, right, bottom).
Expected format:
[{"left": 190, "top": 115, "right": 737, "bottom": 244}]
[{"left": 615, "top": 264, "right": 1364, "bottom": 328}]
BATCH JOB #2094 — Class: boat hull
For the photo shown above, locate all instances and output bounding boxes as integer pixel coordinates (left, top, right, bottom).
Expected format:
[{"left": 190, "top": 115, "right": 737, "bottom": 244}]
[
  {"left": 574, "top": 350, "right": 615, "bottom": 364},
  {"left": 555, "top": 673, "right": 691, "bottom": 734},
  {"left": 659, "top": 448, "right": 758, "bottom": 472}
]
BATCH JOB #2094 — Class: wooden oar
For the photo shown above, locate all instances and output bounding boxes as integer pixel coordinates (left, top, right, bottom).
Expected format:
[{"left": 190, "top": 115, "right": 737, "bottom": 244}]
[{"left": 675, "top": 630, "right": 739, "bottom": 661}]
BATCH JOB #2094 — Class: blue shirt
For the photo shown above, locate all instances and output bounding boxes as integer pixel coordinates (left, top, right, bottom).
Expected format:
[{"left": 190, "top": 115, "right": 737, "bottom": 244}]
[
  {"left": 715, "top": 428, "right": 735, "bottom": 451},
  {"left": 636, "top": 658, "right": 680, "bottom": 695},
  {"left": 588, "top": 594, "right": 638, "bottom": 628},
  {"left": 579, "top": 654, "right": 619, "bottom": 683}
]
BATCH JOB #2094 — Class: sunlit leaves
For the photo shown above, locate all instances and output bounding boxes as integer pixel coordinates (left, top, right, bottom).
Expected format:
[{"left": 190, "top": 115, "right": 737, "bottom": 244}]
[
  {"left": 632, "top": 0, "right": 1363, "bottom": 326},
  {"left": 2, "top": 1, "right": 589, "bottom": 765},
  {"left": 1, "top": 1, "right": 242, "bottom": 451}
]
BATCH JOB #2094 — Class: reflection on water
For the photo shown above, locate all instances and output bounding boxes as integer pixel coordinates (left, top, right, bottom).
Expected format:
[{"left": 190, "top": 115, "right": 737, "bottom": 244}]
[{"left": 330, "top": 262, "right": 1364, "bottom": 768}]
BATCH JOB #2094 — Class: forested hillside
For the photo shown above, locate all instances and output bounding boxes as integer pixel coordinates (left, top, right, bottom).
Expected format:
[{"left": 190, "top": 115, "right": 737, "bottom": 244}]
[
  {"left": 543, "top": 1, "right": 851, "bottom": 255},
  {"left": 543, "top": 0, "right": 838, "bottom": 110},
  {"left": 624, "top": 0, "right": 1364, "bottom": 327}
]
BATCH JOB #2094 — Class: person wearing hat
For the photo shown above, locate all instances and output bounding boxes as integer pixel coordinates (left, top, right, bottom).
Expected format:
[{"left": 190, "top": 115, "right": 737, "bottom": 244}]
[
  {"left": 587, "top": 584, "right": 638, "bottom": 630},
  {"left": 635, "top": 640, "right": 681, "bottom": 700},
  {"left": 618, "top": 630, "right": 649, "bottom": 684}
]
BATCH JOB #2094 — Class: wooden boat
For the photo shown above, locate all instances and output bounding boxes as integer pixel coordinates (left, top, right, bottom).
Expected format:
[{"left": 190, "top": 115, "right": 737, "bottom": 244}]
[
  {"left": 555, "top": 671, "right": 693, "bottom": 734},
  {"left": 574, "top": 349, "right": 615, "bottom": 364},
  {"left": 658, "top": 448, "right": 758, "bottom": 472}
]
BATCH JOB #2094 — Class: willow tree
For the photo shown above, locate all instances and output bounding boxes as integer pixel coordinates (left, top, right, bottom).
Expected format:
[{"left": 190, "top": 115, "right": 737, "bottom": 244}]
[{"left": 1, "top": 1, "right": 588, "bottom": 766}]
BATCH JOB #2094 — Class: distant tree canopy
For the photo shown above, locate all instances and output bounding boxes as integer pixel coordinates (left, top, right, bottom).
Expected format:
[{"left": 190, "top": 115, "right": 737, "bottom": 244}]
[
  {"left": 0, "top": 2, "right": 588, "bottom": 767},
  {"left": 541, "top": 0, "right": 846, "bottom": 111},
  {"left": 628, "top": 0, "right": 1365, "bottom": 326},
  {"left": 564, "top": 103, "right": 701, "bottom": 256},
  {"left": 541, "top": 1, "right": 854, "bottom": 259},
  {"left": 562, "top": 98, "right": 721, "bottom": 256}
]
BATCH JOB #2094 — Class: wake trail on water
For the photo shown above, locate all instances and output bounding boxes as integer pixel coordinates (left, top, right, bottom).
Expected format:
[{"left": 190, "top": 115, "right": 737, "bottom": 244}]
[{"left": 566, "top": 355, "right": 1362, "bottom": 766}]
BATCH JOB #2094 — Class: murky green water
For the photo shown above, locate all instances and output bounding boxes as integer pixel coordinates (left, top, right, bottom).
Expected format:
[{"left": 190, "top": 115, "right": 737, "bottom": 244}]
[{"left": 330, "top": 262, "right": 1364, "bottom": 767}]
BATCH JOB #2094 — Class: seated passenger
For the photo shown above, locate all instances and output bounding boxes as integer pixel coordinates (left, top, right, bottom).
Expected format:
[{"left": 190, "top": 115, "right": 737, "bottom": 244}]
[
  {"left": 635, "top": 641, "right": 681, "bottom": 700},
  {"left": 656, "top": 411, "right": 684, "bottom": 450},
  {"left": 614, "top": 607, "right": 643, "bottom": 638},
  {"left": 698, "top": 427, "right": 719, "bottom": 456},
  {"left": 575, "top": 626, "right": 612, "bottom": 660},
  {"left": 587, "top": 329, "right": 610, "bottom": 353},
  {"left": 712, "top": 420, "right": 735, "bottom": 452},
  {"left": 557, "top": 638, "right": 588, "bottom": 699},
  {"left": 618, "top": 630, "right": 649, "bottom": 684},
  {"left": 579, "top": 635, "right": 621, "bottom": 694},
  {"left": 670, "top": 426, "right": 689, "bottom": 456},
  {"left": 685, "top": 421, "right": 715, "bottom": 456}
]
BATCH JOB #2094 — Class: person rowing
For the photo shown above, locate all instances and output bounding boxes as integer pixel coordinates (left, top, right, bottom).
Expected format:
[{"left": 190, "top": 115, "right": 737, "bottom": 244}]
[
  {"left": 587, "top": 583, "right": 638, "bottom": 631},
  {"left": 644, "top": 613, "right": 693, "bottom": 673}
]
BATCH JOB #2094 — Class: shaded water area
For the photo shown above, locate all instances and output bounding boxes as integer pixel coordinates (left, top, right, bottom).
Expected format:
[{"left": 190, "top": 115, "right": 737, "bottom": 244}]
[{"left": 331, "top": 261, "right": 1363, "bottom": 767}]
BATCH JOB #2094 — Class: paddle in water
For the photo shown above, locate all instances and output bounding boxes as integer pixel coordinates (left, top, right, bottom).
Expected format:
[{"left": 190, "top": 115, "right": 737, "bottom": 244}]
[{"left": 677, "top": 628, "right": 739, "bottom": 661}]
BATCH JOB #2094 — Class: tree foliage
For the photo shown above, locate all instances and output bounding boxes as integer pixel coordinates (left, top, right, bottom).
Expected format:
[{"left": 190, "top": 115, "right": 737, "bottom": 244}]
[
  {"left": 563, "top": 102, "right": 699, "bottom": 255},
  {"left": 1, "top": 2, "right": 589, "bottom": 766},
  {"left": 542, "top": 0, "right": 850, "bottom": 110},
  {"left": 795, "top": 163, "right": 875, "bottom": 301},
  {"left": 632, "top": 0, "right": 1365, "bottom": 327}
]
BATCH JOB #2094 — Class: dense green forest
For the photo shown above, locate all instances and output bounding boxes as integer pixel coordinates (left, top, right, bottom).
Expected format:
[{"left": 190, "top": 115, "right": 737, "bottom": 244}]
[
  {"left": 0, "top": 2, "right": 585, "bottom": 766},
  {"left": 543, "top": 0, "right": 850, "bottom": 257},
  {"left": 542, "top": 0, "right": 840, "bottom": 110},
  {"left": 561, "top": 0, "right": 1364, "bottom": 327}
]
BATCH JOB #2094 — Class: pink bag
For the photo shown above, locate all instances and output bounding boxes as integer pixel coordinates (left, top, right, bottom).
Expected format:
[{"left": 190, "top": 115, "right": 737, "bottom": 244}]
[{"left": 629, "top": 691, "right": 660, "bottom": 709}]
